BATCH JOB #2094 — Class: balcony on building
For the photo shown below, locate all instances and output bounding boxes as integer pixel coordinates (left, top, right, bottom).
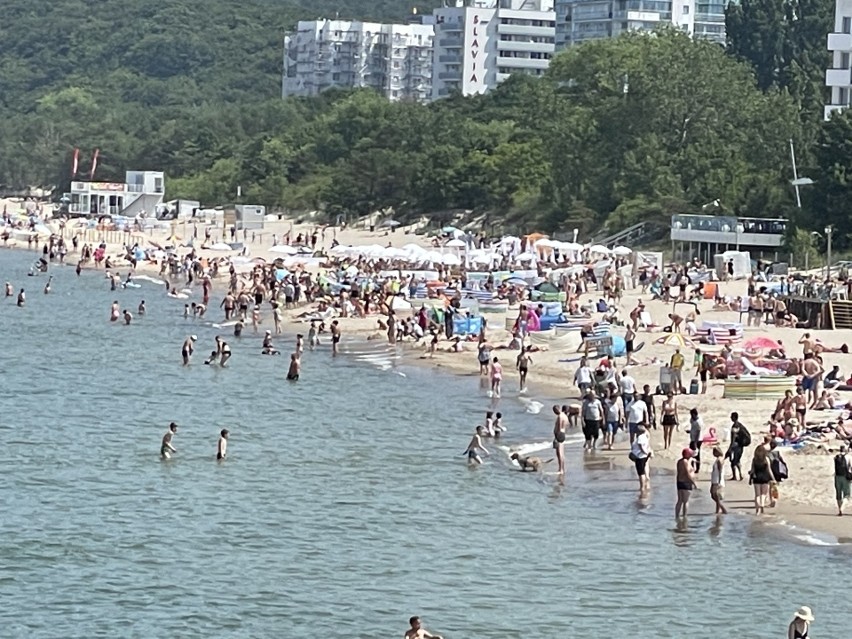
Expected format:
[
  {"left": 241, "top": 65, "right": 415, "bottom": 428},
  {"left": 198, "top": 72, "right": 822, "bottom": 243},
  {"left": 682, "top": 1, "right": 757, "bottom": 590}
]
[
  {"left": 828, "top": 32, "right": 852, "bottom": 52},
  {"left": 670, "top": 214, "right": 786, "bottom": 248},
  {"left": 826, "top": 68, "right": 852, "bottom": 87},
  {"left": 497, "top": 39, "right": 555, "bottom": 53},
  {"left": 497, "top": 22, "right": 556, "bottom": 37}
]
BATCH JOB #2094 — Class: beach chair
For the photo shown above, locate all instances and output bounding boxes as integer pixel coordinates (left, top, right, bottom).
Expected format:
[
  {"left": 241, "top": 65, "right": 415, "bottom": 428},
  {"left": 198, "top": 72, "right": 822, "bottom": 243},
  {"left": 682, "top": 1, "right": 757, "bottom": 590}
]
[{"left": 639, "top": 310, "right": 655, "bottom": 329}]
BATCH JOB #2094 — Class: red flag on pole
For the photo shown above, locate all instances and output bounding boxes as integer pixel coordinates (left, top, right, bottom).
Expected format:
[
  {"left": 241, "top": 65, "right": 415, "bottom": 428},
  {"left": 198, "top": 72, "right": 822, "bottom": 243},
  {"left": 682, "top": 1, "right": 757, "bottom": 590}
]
[
  {"left": 71, "top": 148, "right": 80, "bottom": 177},
  {"left": 89, "top": 149, "right": 100, "bottom": 180}
]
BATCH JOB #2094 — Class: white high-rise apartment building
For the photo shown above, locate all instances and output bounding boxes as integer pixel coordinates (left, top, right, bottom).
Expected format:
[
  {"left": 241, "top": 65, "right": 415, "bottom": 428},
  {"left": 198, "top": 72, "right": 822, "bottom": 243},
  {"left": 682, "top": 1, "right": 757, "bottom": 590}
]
[
  {"left": 826, "top": 0, "right": 852, "bottom": 118},
  {"left": 282, "top": 20, "right": 434, "bottom": 102},
  {"left": 554, "top": 0, "right": 726, "bottom": 49},
  {"left": 431, "top": 0, "right": 556, "bottom": 100}
]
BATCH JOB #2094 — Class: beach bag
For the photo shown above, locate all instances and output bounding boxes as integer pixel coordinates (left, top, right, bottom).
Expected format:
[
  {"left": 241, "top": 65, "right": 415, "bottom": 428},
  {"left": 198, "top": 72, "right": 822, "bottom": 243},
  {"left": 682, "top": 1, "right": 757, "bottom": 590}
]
[
  {"left": 628, "top": 451, "right": 638, "bottom": 462},
  {"left": 738, "top": 426, "right": 752, "bottom": 447},
  {"left": 771, "top": 455, "right": 789, "bottom": 482}
]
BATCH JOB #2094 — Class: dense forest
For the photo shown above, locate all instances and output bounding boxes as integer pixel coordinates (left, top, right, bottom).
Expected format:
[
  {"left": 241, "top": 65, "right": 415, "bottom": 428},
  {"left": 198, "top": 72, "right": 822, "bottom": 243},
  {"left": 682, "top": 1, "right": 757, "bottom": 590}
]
[{"left": 0, "top": 0, "right": 850, "bottom": 246}]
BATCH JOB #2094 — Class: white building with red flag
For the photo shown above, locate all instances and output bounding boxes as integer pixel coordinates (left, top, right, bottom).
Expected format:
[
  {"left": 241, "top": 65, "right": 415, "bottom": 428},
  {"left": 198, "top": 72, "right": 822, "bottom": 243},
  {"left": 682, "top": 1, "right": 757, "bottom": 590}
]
[{"left": 64, "top": 170, "right": 164, "bottom": 218}]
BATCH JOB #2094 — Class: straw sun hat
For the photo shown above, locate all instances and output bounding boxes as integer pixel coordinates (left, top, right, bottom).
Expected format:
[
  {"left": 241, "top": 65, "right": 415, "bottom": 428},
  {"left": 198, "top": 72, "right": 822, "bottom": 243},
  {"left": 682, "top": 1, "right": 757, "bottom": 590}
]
[{"left": 794, "top": 606, "right": 815, "bottom": 622}]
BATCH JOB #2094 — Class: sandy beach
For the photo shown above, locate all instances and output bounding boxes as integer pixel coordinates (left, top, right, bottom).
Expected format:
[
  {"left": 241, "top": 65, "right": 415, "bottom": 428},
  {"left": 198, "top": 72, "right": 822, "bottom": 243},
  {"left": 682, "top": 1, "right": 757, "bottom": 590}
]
[{"left": 4, "top": 198, "right": 851, "bottom": 542}]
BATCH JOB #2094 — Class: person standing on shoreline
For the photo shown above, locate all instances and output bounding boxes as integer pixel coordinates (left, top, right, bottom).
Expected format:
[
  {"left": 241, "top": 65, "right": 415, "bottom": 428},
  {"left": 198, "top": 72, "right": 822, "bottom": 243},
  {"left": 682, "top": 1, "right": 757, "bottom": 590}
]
[
  {"left": 710, "top": 447, "right": 727, "bottom": 514},
  {"left": 725, "top": 412, "right": 750, "bottom": 481},
  {"left": 516, "top": 346, "right": 532, "bottom": 393},
  {"left": 581, "top": 390, "right": 604, "bottom": 450},
  {"left": 552, "top": 404, "right": 568, "bottom": 475},
  {"left": 630, "top": 424, "right": 652, "bottom": 492},
  {"left": 489, "top": 356, "right": 503, "bottom": 398},
  {"left": 675, "top": 448, "right": 697, "bottom": 518},
  {"left": 833, "top": 445, "right": 851, "bottom": 516},
  {"left": 331, "top": 320, "right": 341, "bottom": 357}
]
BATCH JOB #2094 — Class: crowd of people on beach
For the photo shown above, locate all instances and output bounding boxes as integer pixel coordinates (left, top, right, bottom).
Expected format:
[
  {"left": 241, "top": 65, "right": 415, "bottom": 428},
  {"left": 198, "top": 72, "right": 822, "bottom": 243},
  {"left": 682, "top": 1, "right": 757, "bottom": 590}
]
[{"left": 9, "top": 215, "right": 844, "bottom": 636}]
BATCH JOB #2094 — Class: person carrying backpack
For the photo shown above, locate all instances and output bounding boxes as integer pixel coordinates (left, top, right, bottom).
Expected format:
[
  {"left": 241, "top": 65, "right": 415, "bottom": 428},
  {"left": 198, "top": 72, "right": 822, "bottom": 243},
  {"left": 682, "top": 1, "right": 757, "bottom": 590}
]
[
  {"left": 725, "top": 412, "right": 751, "bottom": 481},
  {"left": 834, "top": 445, "right": 852, "bottom": 516}
]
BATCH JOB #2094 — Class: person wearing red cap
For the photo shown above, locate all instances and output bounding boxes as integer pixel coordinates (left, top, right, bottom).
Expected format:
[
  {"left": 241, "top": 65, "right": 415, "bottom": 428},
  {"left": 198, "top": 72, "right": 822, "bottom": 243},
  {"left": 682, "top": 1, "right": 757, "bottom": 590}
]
[{"left": 675, "top": 447, "right": 698, "bottom": 518}]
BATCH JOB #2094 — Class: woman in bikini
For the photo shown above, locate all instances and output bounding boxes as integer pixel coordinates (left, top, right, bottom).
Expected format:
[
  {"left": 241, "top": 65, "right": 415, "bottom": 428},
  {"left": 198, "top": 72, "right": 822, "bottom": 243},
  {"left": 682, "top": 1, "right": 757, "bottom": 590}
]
[
  {"left": 793, "top": 387, "right": 807, "bottom": 426},
  {"left": 661, "top": 392, "right": 679, "bottom": 450},
  {"left": 774, "top": 389, "right": 795, "bottom": 422}
]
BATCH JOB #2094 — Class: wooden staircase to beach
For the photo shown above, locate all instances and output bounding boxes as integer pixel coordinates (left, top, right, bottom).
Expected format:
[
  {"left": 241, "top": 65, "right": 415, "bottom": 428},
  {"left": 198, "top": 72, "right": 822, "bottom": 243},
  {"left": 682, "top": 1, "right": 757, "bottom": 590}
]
[{"left": 829, "top": 300, "right": 852, "bottom": 330}]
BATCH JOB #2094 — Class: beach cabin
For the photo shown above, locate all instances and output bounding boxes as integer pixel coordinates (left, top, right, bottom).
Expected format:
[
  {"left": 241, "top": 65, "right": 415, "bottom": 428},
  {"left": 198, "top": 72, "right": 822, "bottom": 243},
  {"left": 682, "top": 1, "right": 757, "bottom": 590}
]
[
  {"left": 223, "top": 205, "right": 266, "bottom": 231},
  {"left": 63, "top": 171, "right": 164, "bottom": 218}
]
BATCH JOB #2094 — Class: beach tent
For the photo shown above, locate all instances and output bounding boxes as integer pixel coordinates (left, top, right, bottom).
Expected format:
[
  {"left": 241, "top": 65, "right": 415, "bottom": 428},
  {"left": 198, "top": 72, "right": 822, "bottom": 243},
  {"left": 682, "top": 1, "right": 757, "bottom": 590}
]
[{"left": 714, "top": 251, "right": 751, "bottom": 280}]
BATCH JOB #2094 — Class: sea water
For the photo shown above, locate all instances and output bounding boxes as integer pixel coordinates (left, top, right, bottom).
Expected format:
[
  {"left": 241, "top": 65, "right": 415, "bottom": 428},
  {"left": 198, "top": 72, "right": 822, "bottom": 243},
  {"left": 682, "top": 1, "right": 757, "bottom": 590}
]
[{"left": 0, "top": 250, "right": 849, "bottom": 638}]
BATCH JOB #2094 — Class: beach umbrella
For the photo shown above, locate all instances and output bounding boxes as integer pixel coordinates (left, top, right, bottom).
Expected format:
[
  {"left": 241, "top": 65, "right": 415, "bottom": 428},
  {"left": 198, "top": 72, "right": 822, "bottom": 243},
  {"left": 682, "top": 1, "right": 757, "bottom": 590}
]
[
  {"left": 612, "top": 245, "right": 632, "bottom": 256},
  {"left": 469, "top": 252, "right": 494, "bottom": 265},
  {"left": 446, "top": 238, "right": 466, "bottom": 248},
  {"left": 515, "top": 252, "right": 537, "bottom": 261},
  {"left": 329, "top": 245, "right": 351, "bottom": 256},
  {"left": 208, "top": 242, "right": 233, "bottom": 251},
  {"left": 557, "top": 241, "right": 583, "bottom": 252},
  {"left": 589, "top": 244, "right": 611, "bottom": 255},
  {"left": 441, "top": 254, "right": 462, "bottom": 266},
  {"left": 534, "top": 238, "right": 555, "bottom": 248},
  {"left": 743, "top": 336, "right": 781, "bottom": 351},
  {"left": 442, "top": 226, "right": 458, "bottom": 233},
  {"left": 269, "top": 244, "right": 298, "bottom": 255},
  {"left": 402, "top": 243, "right": 425, "bottom": 253},
  {"left": 504, "top": 277, "right": 529, "bottom": 287},
  {"left": 655, "top": 333, "right": 695, "bottom": 348},
  {"left": 380, "top": 219, "right": 401, "bottom": 228}
]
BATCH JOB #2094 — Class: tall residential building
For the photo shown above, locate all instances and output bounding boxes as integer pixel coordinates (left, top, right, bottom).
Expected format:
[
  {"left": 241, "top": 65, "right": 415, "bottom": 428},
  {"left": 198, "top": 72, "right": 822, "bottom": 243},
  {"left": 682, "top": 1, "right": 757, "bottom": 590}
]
[
  {"left": 431, "top": 0, "right": 556, "bottom": 100},
  {"left": 282, "top": 20, "right": 434, "bottom": 102},
  {"left": 554, "top": 0, "right": 725, "bottom": 49},
  {"left": 826, "top": 0, "right": 852, "bottom": 118}
]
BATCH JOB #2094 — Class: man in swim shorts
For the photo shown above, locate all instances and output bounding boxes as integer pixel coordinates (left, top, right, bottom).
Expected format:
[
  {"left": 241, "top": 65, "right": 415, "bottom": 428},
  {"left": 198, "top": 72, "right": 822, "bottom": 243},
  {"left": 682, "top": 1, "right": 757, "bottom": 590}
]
[
  {"left": 182, "top": 335, "right": 197, "bottom": 365},
  {"left": 287, "top": 353, "right": 301, "bottom": 381},
  {"left": 464, "top": 426, "right": 489, "bottom": 465},
  {"left": 161, "top": 422, "right": 178, "bottom": 459},
  {"left": 675, "top": 447, "right": 697, "bottom": 518},
  {"left": 331, "top": 320, "right": 341, "bottom": 357},
  {"left": 552, "top": 404, "right": 568, "bottom": 475}
]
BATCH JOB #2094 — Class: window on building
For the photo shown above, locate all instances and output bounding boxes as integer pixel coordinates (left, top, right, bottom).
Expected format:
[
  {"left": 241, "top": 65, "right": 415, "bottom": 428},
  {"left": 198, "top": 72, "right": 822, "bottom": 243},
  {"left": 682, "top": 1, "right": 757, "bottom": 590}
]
[
  {"left": 842, "top": 52, "right": 851, "bottom": 69},
  {"left": 840, "top": 87, "right": 850, "bottom": 105},
  {"left": 683, "top": 5, "right": 690, "bottom": 13},
  {"left": 843, "top": 16, "right": 852, "bottom": 33}
]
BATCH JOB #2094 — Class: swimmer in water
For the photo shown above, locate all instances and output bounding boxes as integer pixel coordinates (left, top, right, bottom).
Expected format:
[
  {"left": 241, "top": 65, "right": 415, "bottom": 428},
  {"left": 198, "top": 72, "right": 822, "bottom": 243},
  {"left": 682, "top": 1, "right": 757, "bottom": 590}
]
[
  {"left": 234, "top": 318, "right": 244, "bottom": 338},
  {"left": 123, "top": 309, "right": 132, "bottom": 325},
  {"left": 463, "top": 426, "right": 490, "bottom": 465},
  {"left": 262, "top": 331, "right": 279, "bottom": 355},
  {"left": 287, "top": 352, "right": 301, "bottom": 380},
  {"left": 405, "top": 616, "right": 444, "bottom": 639},
  {"left": 5, "top": 282, "right": 13, "bottom": 297},
  {"left": 110, "top": 301, "right": 119, "bottom": 322},
  {"left": 161, "top": 422, "right": 178, "bottom": 459},
  {"left": 43, "top": 276, "right": 52, "bottom": 295},
  {"left": 217, "top": 429, "right": 229, "bottom": 460},
  {"left": 510, "top": 452, "right": 553, "bottom": 472},
  {"left": 75, "top": 261, "right": 82, "bottom": 277},
  {"left": 182, "top": 335, "right": 197, "bottom": 365},
  {"left": 183, "top": 304, "right": 190, "bottom": 319},
  {"left": 138, "top": 300, "right": 146, "bottom": 316},
  {"left": 17, "top": 288, "right": 25, "bottom": 307},
  {"left": 295, "top": 333, "right": 304, "bottom": 356},
  {"left": 204, "top": 350, "right": 219, "bottom": 365}
]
